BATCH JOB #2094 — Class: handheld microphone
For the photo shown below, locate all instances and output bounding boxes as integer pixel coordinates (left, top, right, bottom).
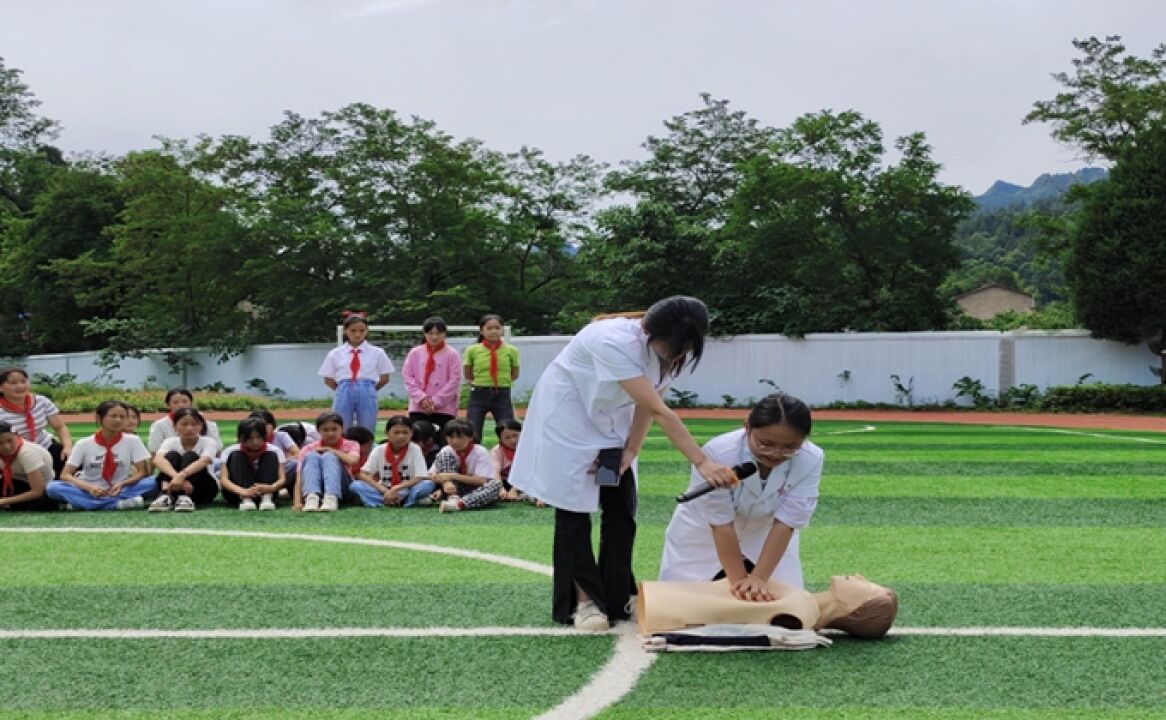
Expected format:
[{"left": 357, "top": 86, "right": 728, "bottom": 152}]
[{"left": 675, "top": 461, "right": 757, "bottom": 503}]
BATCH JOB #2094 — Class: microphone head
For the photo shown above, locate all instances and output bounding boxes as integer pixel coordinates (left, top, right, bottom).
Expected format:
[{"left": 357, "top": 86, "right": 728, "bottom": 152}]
[{"left": 733, "top": 461, "right": 758, "bottom": 480}]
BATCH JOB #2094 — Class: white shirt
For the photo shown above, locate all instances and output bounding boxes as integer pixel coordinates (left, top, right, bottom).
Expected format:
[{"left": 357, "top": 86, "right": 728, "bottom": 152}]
[
  {"left": 147, "top": 416, "right": 222, "bottom": 454},
  {"left": 66, "top": 434, "right": 151, "bottom": 486},
  {"left": 660, "top": 428, "right": 823, "bottom": 589},
  {"left": 156, "top": 436, "right": 219, "bottom": 460},
  {"left": 318, "top": 341, "right": 394, "bottom": 382},
  {"left": 0, "top": 394, "right": 60, "bottom": 448},
  {"left": 509, "top": 317, "right": 670, "bottom": 513},
  {"left": 361, "top": 442, "right": 429, "bottom": 486}
]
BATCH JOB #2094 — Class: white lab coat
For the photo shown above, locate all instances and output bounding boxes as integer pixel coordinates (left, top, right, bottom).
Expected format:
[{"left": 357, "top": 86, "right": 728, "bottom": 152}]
[
  {"left": 509, "top": 317, "right": 670, "bottom": 513},
  {"left": 660, "top": 428, "right": 822, "bottom": 588}
]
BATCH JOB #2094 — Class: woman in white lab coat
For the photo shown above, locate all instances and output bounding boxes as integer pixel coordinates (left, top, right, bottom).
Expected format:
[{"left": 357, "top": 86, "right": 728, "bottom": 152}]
[
  {"left": 509, "top": 296, "right": 737, "bottom": 631},
  {"left": 660, "top": 393, "right": 822, "bottom": 602}
]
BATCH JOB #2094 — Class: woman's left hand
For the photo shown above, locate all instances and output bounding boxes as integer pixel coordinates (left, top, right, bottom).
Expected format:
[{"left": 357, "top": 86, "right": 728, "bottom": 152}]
[{"left": 619, "top": 448, "right": 636, "bottom": 475}]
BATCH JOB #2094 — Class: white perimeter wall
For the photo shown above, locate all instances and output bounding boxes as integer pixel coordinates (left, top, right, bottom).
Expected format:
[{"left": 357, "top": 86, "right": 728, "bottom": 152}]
[{"left": 13, "top": 330, "right": 1159, "bottom": 407}]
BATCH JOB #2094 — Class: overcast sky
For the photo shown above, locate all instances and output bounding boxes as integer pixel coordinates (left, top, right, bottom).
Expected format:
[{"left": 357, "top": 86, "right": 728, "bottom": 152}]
[{"left": 2, "top": 0, "right": 1162, "bottom": 194}]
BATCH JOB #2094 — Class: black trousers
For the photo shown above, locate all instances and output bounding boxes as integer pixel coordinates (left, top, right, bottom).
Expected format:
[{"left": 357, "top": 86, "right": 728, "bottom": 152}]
[
  {"left": 48, "top": 439, "right": 66, "bottom": 480},
  {"left": 2, "top": 479, "right": 59, "bottom": 511},
  {"left": 158, "top": 450, "right": 219, "bottom": 506},
  {"left": 465, "top": 387, "right": 515, "bottom": 443},
  {"left": 552, "top": 467, "right": 637, "bottom": 625},
  {"left": 221, "top": 451, "right": 280, "bottom": 506}
]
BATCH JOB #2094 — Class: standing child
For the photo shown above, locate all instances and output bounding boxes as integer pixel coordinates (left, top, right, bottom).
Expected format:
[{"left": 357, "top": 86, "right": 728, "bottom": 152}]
[
  {"left": 351, "top": 416, "right": 435, "bottom": 508},
  {"left": 463, "top": 314, "right": 520, "bottom": 442},
  {"left": 432, "top": 418, "right": 495, "bottom": 513},
  {"left": 0, "top": 420, "right": 58, "bottom": 511},
  {"left": 147, "top": 388, "right": 223, "bottom": 453},
  {"left": 402, "top": 316, "right": 461, "bottom": 441},
  {"left": 220, "top": 417, "right": 286, "bottom": 511},
  {"left": 295, "top": 412, "right": 360, "bottom": 513},
  {"left": 319, "top": 313, "right": 393, "bottom": 432},
  {"left": 0, "top": 366, "right": 74, "bottom": 479},
  {"left": 46, "top": 400, "right": 154, "bottom": 511},
  {"left": 148, "top": 408, "right": 219, "bottom": 512}
]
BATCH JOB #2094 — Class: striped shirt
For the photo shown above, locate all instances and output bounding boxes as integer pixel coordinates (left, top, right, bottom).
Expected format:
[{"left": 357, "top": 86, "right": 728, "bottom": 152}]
[{"left": 0, "top": 394, "right": 60, "bottom": 448}]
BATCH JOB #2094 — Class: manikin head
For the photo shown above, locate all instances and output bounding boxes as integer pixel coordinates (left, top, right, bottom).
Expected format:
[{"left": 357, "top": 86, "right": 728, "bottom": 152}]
[{"left": 816, "top": 574, "right": 899, "bottom": 640}]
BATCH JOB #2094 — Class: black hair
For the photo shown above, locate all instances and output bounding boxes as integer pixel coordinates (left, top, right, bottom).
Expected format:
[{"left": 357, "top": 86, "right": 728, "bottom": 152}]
[
  {"left": 494, "top": 418, "right": 523, "bottom": 437},
  {"left": 95, "top": 399, "right": 127, "bottom": 421},
  {"left": 237, "top": 417, "right": 268, "bottom": 442},
  {"left": 384, "top": 415, "right": 412, "bottom": 433},
  {"left": 171, "top": 407, "right": 207, "bottom": 432},
  {"left": 442, "top": 418, "right": 474, "bottom": 439},
  {"left": 748, "top": 393, "right": 812, "bottom": 437},
  {"left": 345, "top": 426, "right": 375, "bottom": 446},
  {"left": 249, "top": 409, "right": 277, "bottom": 427},
  {"left": 278, "top": 422, "right": 307, "bottom": 446},
  {"left": 0, "top": 366, "right": 29, "bottom": 390},
  {"left": 124, "top": 404, "right": 141, "bottom": 419},
  {"left": 642, "top": 296, "right": 710, "bottom": 378},
  {"left": 0, "top": 421, "right": 12, "bottom": 434},
  {"left": 421, "top": 315, "right": 447, "bottom": 345},
  {"left": 411, "top": 420, "right": 437, "bottom": 443},
  {"left": 477, "top": 313, "right": 503, "bottom": 342},
  {"left": 164, "top": 388, "right": 195, "bottom": 405},
  {"left": 342, "top": 314, "right": 370, "bottom": 330},
  {"left": 315, "top": 412, "right": 345, "bottom": 430}
]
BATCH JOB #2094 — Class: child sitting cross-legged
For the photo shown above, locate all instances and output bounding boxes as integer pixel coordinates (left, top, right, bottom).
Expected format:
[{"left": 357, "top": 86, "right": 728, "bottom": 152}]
[
  {"left": 432, "top": 418, "right": 495, "bottom": 513},
  {"left": 350, "top": 415, "right": 436, "bottom": 508}
]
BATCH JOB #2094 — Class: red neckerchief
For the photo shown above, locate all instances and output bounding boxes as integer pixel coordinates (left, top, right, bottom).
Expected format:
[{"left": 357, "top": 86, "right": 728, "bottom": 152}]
[
  {"left": 265, "top": 429, "right": 275, "bottom": 442},
  {"left": 0, "top": 394, "right": 37, "bottom": 442},
  {"left": 168, "top": 411, "right": 178, "bottom": 424},
  {"left": 455, "top": 442, "right": 475, "bottom": 475},
  {"left": 349, "top": 345, "right": 361, "bottom": 380},
  {"left": 241, "top": 443, "right": 268, "bottom": 466},
  {"left": 0, "top": 436, "right": 24, "bottom": 496},
  {"left": 481, "top": 339, "right": 502, "bottom": 387},
  {"left": 501, "top": 444, "right": 515, "bottom": 464},
  {"left": 93, "top": 431, "right": 124, "bottom": 486},
  {"left": 423, "top": 341, "right": 445, "bottom": 390},
  {"left": 385, "top": 442, "right": 409, "bottom": 486}
]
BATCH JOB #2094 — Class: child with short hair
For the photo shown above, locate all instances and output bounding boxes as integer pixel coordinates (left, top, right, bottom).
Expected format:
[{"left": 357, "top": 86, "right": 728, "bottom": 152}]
[
  {"left": 295, "top": 412, "right": 360, "bottom": 513},
  {"left": 47, "top": 401, "right": 154, "bottom": 511},
  {"left": 463, "top": 314, "right": 520, "bottom": 442},
  {"left": 351, "top": 416, "right": 435, "bottom": 508},
  {"left": 148, "top": 408, "right": 219, "bottom": 512},
  {"left": 220, "top": 417, "right": 286, "bottom": 511},
  {"left": 492, "top": 419, "right": 531, "bottom": 503},
  {"left": 249, "top": 409, "right": 300, "bottom": 484},
  {"left": 319, "top": 313, "right": 393, "bottom": 432},
  {"left": 147, "top": 388, "right": 223, "bottom": 453},
  {"left": 344, "top": 425, "right": 375, "bottom": 479},
  {"left": 411, "top": 420, "right": 440, "bottom": 467},
  {"left": 0, "top": 420, "right": 58, "bottom": 511},
  {"left": 432, "top": 418, "right": 495, "bottom": 513}
]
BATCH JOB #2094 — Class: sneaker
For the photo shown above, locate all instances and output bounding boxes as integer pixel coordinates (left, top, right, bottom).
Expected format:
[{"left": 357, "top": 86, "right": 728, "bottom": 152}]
[
  {"left": 259, "top": 494, "right": 276, "bottom": 511},
  {"left": 439, "top": 498, "right": 463, "bottom": 513},
  {"left": 148, "top": 495, "right": 173, "bottom": 513},
  {"left": 238, "top": 497, "right": 257, "bottom": 512},
  {"left": 416, "top": 495, "right": 434, "bottom": 507},
  {"left": 573, "top": 601, "right": 609, "bottom": 632},
  {"left": 115, "top": 496, "right": 146, "bottom": 511},
  {"left": 173, "top": 495, "right": 196, "bottom": 512},
  {"left": 64, "top": 503, "right": 76, "bottom": 511},
  {"left": 320, "top": 493, "right": 339, "bottom": 512},
  {"left": 277, "top": 488, "right": 290, "bottom": 500},
  {"left": 302, "top": 493, "right": 320, "bottom": 512}
]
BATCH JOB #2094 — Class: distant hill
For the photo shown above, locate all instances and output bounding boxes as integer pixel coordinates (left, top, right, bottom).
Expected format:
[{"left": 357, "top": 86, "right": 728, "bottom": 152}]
[{"left": 974, "top": 167, "right": 1108, "bottom": 210}]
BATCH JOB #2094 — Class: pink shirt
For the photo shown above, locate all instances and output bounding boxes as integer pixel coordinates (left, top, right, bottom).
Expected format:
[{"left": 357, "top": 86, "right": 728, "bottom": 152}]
[
  {"left": 401, "top": 344, "right": 462, "bottom": 416},
  {"left": 299, "top": 438, "right": 362, "bottom": 475}
]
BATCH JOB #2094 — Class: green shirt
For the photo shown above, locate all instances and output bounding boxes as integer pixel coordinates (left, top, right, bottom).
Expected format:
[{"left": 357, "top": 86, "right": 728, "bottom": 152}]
[{"left": 463, "top": 342, "right": 520, "bottom": 388}]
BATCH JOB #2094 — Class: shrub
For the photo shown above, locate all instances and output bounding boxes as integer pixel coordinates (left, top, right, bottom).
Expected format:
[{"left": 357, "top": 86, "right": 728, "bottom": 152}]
[{"left": 1039, "top": 384, "right": 1166, "bottom": 413}]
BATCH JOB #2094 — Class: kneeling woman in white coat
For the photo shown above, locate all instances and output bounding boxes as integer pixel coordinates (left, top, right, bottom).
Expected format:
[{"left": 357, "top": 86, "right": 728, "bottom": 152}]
[
  {"left": 509, "top": 296, "right": 737, "bottom": 632},
  {"left": 660, "top": 393, "right": 822, "bottom": 602}
]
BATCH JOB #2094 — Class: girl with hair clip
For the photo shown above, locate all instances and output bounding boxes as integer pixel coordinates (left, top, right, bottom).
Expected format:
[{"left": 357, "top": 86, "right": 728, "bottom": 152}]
[
  {"left": 0, "top": 420, "right": 59, "bottom": 511},
  {"left": 351, "top": 416, "right": 436, "bottom": 508},
  {"left": 220, "top": 417, "right": 286, "bottom": 511},
  {"left": 46, "top": 401, "right": 154, "bottom": 511},
  {"left": 660, "top": 393, "right": 823, "bottom": 599},
  {"left": 319, "top": 312, "right": 393, "bottom": 432},
  {"left": 509, "top": 296, "right": 737, "bottom": 631},
  {"left": 463, "top": 314, "right": 520, "bottom": 442},
  {"left": 0, "top": 366, "right": 74, "bottom": 479},
  {"left": 147, "top": 388, "right": 223, "bottom": 454},
  {"left": 294, "top": 412, "right": 360, "bottom": 513},
  {"left": 148, "top": 408, "right": 220, "bottom": 512},
  {"left": 402, "top": 316, "right": 462, "bottom": 441}
]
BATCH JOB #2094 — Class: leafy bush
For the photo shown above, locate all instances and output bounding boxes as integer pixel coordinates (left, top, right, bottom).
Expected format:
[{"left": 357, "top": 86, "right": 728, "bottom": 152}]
[
  {"left": 952, "top": 376, "right": 994, "bottom": 408},
  {"left": 1039, "top": 384, "right": 1166, "bottom": 413},
  {"left": 665, "top": 388, "right": 700, "bottom": 408}
]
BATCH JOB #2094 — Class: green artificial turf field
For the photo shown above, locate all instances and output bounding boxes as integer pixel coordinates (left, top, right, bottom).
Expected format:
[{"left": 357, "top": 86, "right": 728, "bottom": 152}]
[{"left": 1, "top": 419, "right": 1164, "bottom": 718}]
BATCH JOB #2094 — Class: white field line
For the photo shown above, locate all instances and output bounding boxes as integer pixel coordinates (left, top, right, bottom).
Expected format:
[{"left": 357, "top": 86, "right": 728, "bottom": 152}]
[
  {"left": 888, "top": 626, "right": 1166, "bottom": 637},
  {"left": 1008, "top": 426, "right": 1166, "bottom": 444},
  {"left": 537, "top": 625, "right": 657, "bottom": 720},
  {"left": 820, "top": 425, "right": 877, "bottom": 435},
  {"left": 0, "top": 627, "right": 583, "bottom": 640}
]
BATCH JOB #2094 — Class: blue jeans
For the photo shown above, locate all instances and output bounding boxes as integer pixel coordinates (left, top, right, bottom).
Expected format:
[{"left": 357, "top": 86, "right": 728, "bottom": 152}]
[
  {"left": 333, "top": 379, "right": 379, "bottom": 431},
  {"left": 300, "top": 452, "right": 351, "bottom": 499},
  {"left": 45, "top": 477, "right": 157, "bottom": 511},
  {"left": 349, "top": 478, "right": 437, "bottom": 507}
]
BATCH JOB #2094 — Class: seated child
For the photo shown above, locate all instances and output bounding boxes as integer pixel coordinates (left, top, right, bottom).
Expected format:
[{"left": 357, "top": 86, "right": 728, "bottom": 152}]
[
  {"left": 250, "top": 409, "right": 300, "bottom": 485},
  {"left": 294, "top": 412, "right": 359, "bottom": 513},
  {"left": 148, "top": 408, "right": 219, "bottom": 512},
  {"left": 432, "top": 418, "right": 495, "bottom": 513},
  {"left": 220, "top": 417, "right": 286, "bottom": 511},
  {"left": 0, "top": 420, "right": 58, "bottom": 511},
  {"left": 351, "top": 415, "right": 436, "bottom": 508},
  {"left": 46, "top": 400, "right": 154, "bottom": 511},
  {"left": 411, "top": 419, "right": 440, "bottom": 467}
]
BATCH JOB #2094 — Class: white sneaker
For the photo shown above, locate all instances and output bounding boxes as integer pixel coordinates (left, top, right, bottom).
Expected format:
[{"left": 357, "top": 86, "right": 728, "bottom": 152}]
[
  {"left": 238, "top": 497, "right": 257, "bottom": 512},
  {"left": 302, "top": 493, "right": 320, "bottom": 512},
  {"left": 148, "top": 495, "right": 173, "bottom": 512},
  {"left": 320, "top": 493, "right": 339, "bottom": 512},
  {"left": 277, "top": 488, "right": 290, "bottom": 500},
  {"left": 573, "top": 601, "right": 609, "bottom": 632},
  {"left": 439, "top": 498, "right": 463, "bottom": 513},
  {"left": 259, "top": 494, "right": 276, "bottom": 511},
  {"left": 115, "top": 496, "right": 146, "bottom": 511},
  {"left": 173, "top": 495, "right": 196, "bottom": 512}
]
